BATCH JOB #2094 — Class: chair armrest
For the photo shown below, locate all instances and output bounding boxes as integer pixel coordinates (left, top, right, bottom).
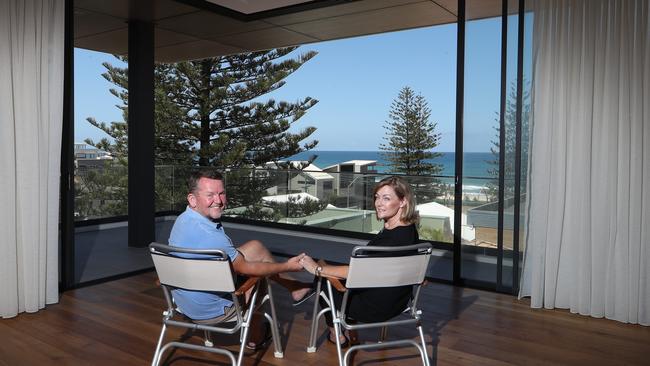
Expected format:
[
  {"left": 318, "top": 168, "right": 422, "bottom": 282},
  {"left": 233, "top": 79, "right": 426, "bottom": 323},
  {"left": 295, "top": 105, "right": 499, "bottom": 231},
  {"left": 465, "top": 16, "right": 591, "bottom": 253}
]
[
  {"left": 234, "top": 277, "right": 260, "bottom": 296},
  {"left": 317, "top": 259, "right": 347, "bottom": 292},
  {"left": 324, "top": 276, "right": 346, "bottom": 292}
]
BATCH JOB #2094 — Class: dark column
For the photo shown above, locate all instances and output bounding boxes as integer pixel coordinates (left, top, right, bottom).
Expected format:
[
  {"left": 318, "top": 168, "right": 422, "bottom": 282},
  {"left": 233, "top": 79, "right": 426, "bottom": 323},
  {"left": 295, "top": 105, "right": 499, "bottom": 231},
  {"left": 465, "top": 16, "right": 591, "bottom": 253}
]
[
  {"left": 61, "top": 0, "right": 75, "bottom": 288},
  {"left": 127, "top": 20, "right": 155, "bottom": 247},
  {"left": 512, "top": 0, "right": 526, "bottom": 295},
  {"left": 496, "top": 0, "right": 508, "bottom": 292},
  {"left": 453, "top": 0, "right": 465, "bottom": 286}
]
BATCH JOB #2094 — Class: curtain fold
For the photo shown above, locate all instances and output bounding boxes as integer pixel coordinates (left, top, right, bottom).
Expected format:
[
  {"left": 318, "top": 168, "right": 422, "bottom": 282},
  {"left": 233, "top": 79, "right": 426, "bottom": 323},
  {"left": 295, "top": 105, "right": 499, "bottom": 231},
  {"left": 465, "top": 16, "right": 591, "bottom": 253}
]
[
  {"left": 0, "top": 0, "right": 64, "bottom": 318},
  {"left": 520, "top": 0, "right": 649, "bottom": 325}
]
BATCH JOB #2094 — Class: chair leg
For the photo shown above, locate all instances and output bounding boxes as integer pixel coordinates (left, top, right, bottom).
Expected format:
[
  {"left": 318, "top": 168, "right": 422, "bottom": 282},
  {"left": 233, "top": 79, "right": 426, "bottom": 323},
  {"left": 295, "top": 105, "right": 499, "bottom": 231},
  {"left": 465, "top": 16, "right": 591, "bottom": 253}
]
[
  {"left": 324, "top": 281, "right": 345, "bottom": 366},
  {"left": 237, "top": 285, "right": 260, "bottom": 366},
  {"left": 417, "top": 324, "right": 431, "bottom": 366},
  {"left": 237, "top": 317, "right": 251, "bottom": 366},
  {"left": 151, "top": 323, "right": 167, "bottom": 366},
  {"left": 379, "top": 326, "right": 388, "bottom": 343},
  {"left": 333, "top": 320, "right": 345, "bottom": 366},
  {"left": 203, "top": 330, "right": 213, "bottom": 347},
  {"left": 307, "top": 280, "right": 324, "bottom": 352},
  {"left": 265, "top": 280, "right": 284, "bottom": 358}
]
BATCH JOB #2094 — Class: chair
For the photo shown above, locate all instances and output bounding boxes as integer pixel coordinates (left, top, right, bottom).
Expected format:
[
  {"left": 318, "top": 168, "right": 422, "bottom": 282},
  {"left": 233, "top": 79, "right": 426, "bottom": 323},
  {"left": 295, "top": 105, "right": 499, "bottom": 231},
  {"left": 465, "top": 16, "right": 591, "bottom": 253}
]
[
  {"left": 149, "top": 242, "right": 284, "bottom": 366},
  {"left": 307, "top": 243, "right": 433, "bottom": 366}
]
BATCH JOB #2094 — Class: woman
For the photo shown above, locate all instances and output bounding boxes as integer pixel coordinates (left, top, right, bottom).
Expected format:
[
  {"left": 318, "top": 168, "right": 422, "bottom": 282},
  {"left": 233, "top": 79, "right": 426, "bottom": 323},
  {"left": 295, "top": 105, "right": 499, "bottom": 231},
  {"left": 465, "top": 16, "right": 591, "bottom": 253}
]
[{"left": 299, "top": 176, "right": 420, "bottom": 346}]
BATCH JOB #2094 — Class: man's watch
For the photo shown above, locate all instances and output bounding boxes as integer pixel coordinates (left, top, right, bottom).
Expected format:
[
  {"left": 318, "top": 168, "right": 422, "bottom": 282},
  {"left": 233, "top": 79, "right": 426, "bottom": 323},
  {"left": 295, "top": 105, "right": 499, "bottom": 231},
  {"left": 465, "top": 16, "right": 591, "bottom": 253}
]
[{"left": 315, "top": 265, "right": 323, "bottom": 277}]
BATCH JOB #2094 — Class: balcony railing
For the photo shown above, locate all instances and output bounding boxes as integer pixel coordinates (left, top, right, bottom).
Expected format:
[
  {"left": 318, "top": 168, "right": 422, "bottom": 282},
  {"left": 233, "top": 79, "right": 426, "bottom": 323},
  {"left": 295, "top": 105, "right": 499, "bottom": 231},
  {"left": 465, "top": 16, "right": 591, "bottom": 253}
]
[{"left": 74, "top": 164, "right": 523, "bottom": 249}]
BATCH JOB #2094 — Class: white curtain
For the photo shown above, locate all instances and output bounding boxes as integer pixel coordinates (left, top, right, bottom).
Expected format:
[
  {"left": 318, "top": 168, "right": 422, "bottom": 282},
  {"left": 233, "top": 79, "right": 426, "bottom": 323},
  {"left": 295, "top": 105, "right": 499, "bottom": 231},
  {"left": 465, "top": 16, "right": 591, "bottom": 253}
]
[
  {"left": 520, "top": 0, "right": 649, "bottom": 325},
  {"left": 0, "top": 0, "right": 64, "bottom": 318}
]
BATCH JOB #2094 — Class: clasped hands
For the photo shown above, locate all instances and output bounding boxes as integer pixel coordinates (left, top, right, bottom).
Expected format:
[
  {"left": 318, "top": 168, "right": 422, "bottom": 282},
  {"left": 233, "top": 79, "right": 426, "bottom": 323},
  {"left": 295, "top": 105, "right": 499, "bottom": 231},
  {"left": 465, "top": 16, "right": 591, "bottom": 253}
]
[
  {"left": 298, "top": 254, "right": 320, "bottom": 275},
  {"left": 286, "top": 253, "right": 321, "bottom": 275}
]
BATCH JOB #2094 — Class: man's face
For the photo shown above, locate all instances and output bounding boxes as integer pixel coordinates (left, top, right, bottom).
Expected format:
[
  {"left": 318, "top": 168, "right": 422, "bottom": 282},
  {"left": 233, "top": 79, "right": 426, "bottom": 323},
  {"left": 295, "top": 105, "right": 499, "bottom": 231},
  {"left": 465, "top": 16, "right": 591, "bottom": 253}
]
[{"left": 188, "top": 177, "right": 227, "bottom": 220}]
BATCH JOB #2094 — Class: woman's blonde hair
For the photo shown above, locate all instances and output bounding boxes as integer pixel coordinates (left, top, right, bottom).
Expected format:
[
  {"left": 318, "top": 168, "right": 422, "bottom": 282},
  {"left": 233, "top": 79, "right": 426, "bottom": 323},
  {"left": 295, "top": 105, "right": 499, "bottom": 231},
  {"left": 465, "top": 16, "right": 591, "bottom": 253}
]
[{"left": 373, "top": 176, "right": 419, "bottom": 224}]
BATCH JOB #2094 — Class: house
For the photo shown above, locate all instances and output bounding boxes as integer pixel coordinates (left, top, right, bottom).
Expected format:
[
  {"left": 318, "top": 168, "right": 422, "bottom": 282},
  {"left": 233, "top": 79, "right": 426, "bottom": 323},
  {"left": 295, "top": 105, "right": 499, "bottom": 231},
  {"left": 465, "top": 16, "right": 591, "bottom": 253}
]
[
  {"left": 324, "top": 160, "right": 379, "bottom": 209},
  {"left": 288, "top": 164, "right": 335, "bottom": 201},
  {"left": 74, "top": 143, "right": 113, "bottom": 175}
]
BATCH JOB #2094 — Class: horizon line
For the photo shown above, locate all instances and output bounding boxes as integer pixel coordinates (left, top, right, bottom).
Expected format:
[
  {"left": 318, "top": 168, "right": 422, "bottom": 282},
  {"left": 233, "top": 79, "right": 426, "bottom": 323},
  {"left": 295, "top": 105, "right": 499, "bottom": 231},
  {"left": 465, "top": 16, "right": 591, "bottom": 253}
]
[{"left": 295, "top": 150, "right": 493, "bottom": 153}]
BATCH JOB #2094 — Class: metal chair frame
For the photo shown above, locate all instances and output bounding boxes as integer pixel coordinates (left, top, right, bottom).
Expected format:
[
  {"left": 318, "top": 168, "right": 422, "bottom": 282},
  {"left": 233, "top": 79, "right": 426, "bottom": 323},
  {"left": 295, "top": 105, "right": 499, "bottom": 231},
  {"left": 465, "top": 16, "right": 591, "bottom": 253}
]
[
  {"left": 149, "top": 242, "right": 284, "bottom": 366},
  {"left": 307, "top": 243, "right": 433, "bottom": 366}
]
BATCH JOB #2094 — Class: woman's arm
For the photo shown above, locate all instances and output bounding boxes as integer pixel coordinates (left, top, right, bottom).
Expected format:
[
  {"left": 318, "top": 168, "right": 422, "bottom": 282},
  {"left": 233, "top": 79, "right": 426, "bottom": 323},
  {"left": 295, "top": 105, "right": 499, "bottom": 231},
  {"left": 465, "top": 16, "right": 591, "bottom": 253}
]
[{"left": 300, "top": 255, "right": 349, "bottom": 279}]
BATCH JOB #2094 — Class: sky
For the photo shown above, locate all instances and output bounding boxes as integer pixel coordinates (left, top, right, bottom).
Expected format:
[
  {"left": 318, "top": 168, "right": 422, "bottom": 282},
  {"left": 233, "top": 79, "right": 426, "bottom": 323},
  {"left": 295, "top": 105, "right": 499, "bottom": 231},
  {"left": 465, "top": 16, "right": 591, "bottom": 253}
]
[{"left": 74, "top": 15, "right": 531, "bottom": 152}]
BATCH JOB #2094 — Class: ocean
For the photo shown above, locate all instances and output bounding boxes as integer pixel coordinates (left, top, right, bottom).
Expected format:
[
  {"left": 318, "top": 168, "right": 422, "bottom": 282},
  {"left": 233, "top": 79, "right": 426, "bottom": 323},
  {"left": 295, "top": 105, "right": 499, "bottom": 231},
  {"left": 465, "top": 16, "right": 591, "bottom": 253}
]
[{"left": 289, "top": 151, "right": 495, "bottom": 192}]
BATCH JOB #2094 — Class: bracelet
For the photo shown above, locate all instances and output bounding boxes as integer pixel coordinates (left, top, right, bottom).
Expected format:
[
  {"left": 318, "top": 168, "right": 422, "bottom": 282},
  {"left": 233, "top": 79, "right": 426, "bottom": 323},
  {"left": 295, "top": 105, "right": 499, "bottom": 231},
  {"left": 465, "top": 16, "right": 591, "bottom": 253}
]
[{"left": 315, "top": 265, "right": 323, "bottom": 277}]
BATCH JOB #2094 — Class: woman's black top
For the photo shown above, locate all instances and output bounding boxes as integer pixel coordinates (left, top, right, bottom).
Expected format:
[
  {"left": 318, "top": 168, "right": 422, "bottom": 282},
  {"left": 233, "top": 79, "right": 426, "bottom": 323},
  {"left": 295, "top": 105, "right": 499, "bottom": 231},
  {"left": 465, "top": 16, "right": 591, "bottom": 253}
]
[{"left": 346, "top": 223, "right": 419, "bottom": 323}]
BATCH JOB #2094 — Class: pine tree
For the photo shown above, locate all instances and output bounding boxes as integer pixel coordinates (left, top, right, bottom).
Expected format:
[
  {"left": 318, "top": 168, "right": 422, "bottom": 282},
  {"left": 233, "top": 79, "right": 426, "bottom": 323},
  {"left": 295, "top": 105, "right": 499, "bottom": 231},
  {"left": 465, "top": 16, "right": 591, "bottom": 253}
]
[
  {"left": 86, "top": 48, "right": 318, "bottom": 166},
  {"left": 79, "top": 47, "right": 320, "bottom": 219},
  {"left": 485, "top": 82, "right": 530, "bottom": 202},
  {"left": 379, "top": 86, "right": 443, "bottom": 202}
]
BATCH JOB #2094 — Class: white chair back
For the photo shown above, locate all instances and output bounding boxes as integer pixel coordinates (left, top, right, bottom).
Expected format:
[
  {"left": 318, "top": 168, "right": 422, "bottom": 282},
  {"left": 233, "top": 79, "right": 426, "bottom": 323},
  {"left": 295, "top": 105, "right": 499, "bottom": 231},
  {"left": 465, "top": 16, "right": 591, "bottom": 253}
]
[
  {"left": 346, "top": 255, "right": 430, "bottom": 288},
  {"left": 150, "top": 243, "right": 235, "bottom": 292},
  {"left": 345, "top": 243, "right": 432, "bottom": 288}
]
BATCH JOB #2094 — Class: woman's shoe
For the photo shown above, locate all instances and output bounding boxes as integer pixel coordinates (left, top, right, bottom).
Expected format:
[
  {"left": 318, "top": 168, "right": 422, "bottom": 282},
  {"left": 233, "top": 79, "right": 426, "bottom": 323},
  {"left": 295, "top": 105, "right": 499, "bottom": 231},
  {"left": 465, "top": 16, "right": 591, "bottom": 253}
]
[{"left": 327, "top": 332, "right": 349, "bottom": 348}]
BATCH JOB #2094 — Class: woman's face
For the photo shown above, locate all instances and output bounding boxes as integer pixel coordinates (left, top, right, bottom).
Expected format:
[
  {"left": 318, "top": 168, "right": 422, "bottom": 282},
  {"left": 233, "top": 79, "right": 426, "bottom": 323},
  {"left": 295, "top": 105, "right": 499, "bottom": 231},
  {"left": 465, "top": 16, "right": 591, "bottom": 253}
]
[{"left": 374, "top": 185, "right": 404, "bottom": 221}]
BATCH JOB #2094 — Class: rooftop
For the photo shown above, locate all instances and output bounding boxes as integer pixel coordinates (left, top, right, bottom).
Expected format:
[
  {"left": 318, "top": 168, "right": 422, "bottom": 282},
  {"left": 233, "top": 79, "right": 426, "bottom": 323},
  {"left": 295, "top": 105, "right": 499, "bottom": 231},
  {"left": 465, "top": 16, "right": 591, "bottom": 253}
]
[{"left": 340, "top": 160, "right": 377, "bottom": 165}]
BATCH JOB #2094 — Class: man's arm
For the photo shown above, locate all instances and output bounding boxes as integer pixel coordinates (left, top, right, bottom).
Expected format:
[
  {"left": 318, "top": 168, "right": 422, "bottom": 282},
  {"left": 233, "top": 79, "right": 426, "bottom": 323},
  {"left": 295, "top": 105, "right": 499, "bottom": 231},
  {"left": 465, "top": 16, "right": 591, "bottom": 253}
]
[{"left": 232, "top": 252, "right": 305, "bottom": 277}]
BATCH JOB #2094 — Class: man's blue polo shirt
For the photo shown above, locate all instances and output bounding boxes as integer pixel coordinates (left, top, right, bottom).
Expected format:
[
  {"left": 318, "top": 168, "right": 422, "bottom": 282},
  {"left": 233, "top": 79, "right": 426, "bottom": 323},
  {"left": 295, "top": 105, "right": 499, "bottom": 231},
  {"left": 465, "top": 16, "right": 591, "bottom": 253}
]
[{"left": 168, "top": 206, "right": 239, "bottom": 320}]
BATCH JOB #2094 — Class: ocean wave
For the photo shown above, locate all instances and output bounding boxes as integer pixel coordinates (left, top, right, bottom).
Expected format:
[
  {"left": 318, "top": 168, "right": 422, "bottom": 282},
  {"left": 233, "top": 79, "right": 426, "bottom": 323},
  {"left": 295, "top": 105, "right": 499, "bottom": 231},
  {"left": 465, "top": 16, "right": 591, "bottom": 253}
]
[
  {"left": 462, "top": 185, "right": 487, "bottom": 193},
  {"left": 436, "top": 184, "right": 487, "bottom": 193}
]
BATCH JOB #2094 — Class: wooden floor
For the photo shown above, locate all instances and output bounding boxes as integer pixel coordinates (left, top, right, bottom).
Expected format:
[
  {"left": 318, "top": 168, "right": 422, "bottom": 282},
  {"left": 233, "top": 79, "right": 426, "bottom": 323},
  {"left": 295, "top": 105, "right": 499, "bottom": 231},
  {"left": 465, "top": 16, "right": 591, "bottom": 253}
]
[{"left": 1, "top": 272, "right": 648, "bottom": 366}]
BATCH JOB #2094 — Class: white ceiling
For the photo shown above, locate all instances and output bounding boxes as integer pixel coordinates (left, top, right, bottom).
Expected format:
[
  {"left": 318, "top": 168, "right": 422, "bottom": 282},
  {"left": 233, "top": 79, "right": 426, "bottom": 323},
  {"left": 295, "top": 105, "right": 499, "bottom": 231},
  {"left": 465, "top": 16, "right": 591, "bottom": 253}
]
[{"left": 74, "top": 0, "right": 510, "bottom": 63}]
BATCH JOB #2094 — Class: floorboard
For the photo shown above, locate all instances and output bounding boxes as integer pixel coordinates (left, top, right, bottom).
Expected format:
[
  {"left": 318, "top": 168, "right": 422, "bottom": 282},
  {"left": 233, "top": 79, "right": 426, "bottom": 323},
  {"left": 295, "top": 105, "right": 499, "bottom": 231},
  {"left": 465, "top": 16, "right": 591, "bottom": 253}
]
[{"left": 1, "top": 272, "right": 648, "bottom": 366}]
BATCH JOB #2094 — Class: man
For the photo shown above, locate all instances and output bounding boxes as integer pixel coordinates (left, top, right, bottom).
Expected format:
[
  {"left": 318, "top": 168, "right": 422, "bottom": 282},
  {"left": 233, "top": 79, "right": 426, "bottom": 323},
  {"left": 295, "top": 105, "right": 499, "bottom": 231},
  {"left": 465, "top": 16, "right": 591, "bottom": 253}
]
[{"left": 168, "top": 169, "right": 313, "bottom": 349}]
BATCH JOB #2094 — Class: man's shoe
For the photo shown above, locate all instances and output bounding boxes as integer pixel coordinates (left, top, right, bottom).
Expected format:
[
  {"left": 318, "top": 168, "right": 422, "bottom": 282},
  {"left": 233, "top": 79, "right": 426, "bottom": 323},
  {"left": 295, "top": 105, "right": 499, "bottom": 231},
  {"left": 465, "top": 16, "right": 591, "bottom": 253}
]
[{"left": 245, "top": 323, "right": 272, "bottom": 351}]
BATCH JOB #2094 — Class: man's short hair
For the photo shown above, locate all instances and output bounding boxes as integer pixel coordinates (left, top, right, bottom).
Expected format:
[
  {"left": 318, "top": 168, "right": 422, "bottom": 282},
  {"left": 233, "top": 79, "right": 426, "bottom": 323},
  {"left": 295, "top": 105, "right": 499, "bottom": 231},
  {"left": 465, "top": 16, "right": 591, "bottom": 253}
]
[{"left": 187, "top": 169, "right": 224, "bottom": 193}]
